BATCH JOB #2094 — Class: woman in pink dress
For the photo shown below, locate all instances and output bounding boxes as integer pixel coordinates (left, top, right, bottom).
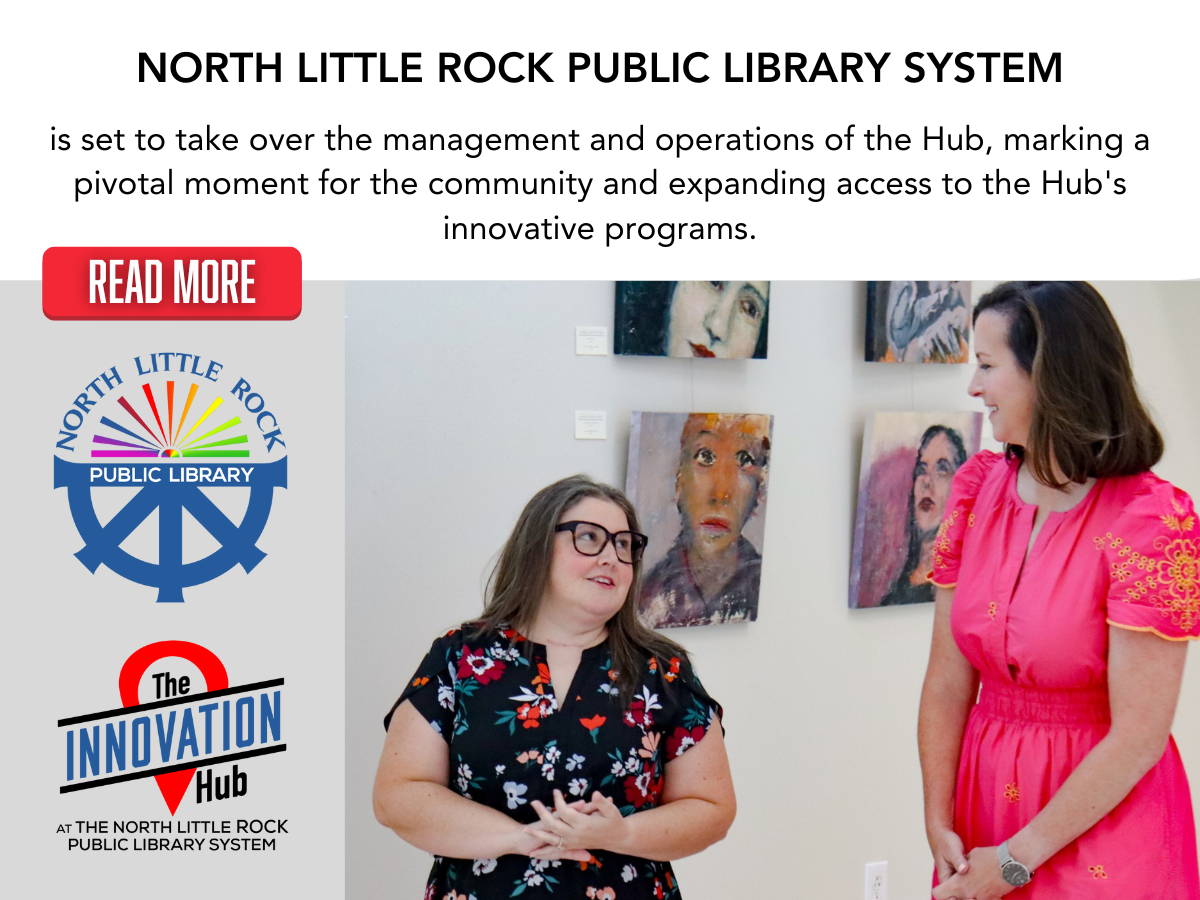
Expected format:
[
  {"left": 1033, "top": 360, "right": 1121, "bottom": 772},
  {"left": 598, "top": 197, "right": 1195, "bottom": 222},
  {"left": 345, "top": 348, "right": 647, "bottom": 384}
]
[{"left": 918, "top": 282, "right": 1200, "bottom": 899}]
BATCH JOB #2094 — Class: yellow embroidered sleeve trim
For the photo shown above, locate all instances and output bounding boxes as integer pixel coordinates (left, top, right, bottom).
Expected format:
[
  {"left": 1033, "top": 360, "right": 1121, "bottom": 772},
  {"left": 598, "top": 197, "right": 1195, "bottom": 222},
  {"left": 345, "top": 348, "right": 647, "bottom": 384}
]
[
  {"left": 931, "top": 510, "right": 960, "bottom": 570},
  {"left": 928, "top": 578, "right": 957, "bottom": 589},
  {"left": 1106, "top": 619, "right": 1200, "bottom": 642},
  {"left": 1095, "top": 502, "right": 1200, "bottom": 633}
]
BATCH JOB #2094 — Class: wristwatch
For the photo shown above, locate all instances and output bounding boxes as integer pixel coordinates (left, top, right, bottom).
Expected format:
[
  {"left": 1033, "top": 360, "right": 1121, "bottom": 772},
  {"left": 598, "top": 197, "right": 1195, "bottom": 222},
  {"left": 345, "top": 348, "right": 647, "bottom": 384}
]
[{"left": 997, "top": 840, "right": 1034, "bottom": 887}]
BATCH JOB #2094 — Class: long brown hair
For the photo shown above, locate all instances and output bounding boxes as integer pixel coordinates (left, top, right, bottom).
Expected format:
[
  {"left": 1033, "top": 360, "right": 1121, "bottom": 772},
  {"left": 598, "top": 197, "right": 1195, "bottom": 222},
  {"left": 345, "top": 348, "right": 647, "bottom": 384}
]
[
  {"left": 473, "top": 475, "right": 690, "bottom": 705},
  {"left": 974, "top": 282, "right": 1163, "bottom": 488}
]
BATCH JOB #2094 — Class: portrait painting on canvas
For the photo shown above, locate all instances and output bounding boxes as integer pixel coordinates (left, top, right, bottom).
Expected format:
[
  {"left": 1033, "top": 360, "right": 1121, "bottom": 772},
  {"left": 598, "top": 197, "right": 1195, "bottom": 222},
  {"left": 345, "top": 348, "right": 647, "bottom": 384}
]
[
  {"left": 615, "top": 281, "right": 770, "bottom": 358},
  {"left": 627, "top": 411, "right": 772, "bottom": 628},
  {"left": 850, "top": 411, "right": 983, "bottom": 608}
]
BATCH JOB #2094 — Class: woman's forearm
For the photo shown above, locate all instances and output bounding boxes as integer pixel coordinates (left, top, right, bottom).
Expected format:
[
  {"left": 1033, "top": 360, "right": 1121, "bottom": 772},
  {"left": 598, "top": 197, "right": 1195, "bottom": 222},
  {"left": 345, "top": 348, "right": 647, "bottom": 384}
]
[
  {"left": 918, "top": 676, "right": 974, "bottom": 835},
  {"left": 919, "top": 587, "right": 978, "bottom": 840},
  {"left": 374, "top": 778, "right": 525, "bottom": 859},
  {"left": 1006, "top": 731, "right": 1164, "bottom": 870},
  {"left": 607, "top": 796, "right": 734, "bottom": 861}
]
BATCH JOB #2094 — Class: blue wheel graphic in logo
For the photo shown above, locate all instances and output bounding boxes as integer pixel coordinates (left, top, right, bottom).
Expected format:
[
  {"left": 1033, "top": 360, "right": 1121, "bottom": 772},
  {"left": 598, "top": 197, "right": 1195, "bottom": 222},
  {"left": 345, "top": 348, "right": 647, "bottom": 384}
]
[{"left": 53, "top": 359, "right": 288, "bottom": 602}]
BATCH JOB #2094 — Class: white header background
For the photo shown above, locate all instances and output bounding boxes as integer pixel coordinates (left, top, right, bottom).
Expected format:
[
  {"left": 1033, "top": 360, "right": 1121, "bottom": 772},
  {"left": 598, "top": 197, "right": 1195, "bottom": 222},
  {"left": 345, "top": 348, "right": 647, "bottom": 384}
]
[{"left": 2, "top": 0, "right": 1197, "bottom": 278}]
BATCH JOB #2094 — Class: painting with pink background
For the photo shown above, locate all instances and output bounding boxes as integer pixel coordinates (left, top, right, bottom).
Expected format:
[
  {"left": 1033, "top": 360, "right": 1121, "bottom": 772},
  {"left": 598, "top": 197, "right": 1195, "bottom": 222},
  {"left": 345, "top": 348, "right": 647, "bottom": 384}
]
[{"left": 850, "top": 411, "right": 983, "bottom": 608}]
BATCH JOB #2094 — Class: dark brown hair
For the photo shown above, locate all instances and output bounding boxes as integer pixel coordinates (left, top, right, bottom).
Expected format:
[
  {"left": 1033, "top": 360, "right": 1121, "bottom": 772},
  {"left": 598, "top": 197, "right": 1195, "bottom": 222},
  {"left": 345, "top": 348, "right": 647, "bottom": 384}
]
[
  {"left": 974, "top": 281, "right": 1162, "bottom": 487},
  {"left": 472, "top": 475, "right": 690, "bottom": 705}
]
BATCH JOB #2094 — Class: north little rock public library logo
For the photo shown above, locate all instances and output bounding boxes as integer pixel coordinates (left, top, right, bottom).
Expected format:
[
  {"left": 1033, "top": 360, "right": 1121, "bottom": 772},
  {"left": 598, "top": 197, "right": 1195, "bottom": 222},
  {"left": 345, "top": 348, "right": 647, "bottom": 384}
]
[
  {"left": 53, "top": 353, "right": 287, "bottom": 602},
  {"left": 58, "top": 641, "right": 286, "bottom": 815}
]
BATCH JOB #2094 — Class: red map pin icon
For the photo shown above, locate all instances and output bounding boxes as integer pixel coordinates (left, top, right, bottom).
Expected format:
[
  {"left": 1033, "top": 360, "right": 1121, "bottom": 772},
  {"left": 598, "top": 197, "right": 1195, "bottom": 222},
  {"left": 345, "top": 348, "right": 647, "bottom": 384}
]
[{"left": 118, "top": 641, "right": 229, "bottom": 815}]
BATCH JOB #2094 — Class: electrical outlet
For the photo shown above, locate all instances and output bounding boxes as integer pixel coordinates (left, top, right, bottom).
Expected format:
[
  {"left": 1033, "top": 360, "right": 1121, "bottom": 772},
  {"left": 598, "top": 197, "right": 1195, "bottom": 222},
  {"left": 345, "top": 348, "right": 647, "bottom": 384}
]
[{"left": 864, "top": 861, "right": 887, "bottom": 900}]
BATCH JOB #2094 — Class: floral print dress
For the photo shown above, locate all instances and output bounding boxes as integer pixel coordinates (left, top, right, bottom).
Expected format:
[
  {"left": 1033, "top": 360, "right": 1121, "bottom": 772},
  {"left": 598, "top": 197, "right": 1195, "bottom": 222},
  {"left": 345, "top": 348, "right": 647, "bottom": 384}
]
[{"left": 384, "top": 625, "right": 723, "bottom": 900}]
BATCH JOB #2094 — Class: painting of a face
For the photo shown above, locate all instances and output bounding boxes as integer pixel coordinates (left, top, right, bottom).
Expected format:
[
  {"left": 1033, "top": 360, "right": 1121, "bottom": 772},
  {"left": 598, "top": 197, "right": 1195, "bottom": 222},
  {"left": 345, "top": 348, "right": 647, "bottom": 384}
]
[
  {"left": 849, "top": 412, "right": 983, "bottom": 608},
  {"left": 613, "top": 281, "right": 770, "bottom": 358},
  {"left": 626, "top": 411, "right": 772, "bottom": 628},
  {"left": 865, "top": 281, "right": 971, "bottom": 363},
  {"left": 912, "top": 431, "right": 957, "bottom": 535},
  {"left": 667, "top": 281, "right": 770, "bottom": 358},
  {"left": 676, "top": 415, "right": 768, "bottom": 557}
]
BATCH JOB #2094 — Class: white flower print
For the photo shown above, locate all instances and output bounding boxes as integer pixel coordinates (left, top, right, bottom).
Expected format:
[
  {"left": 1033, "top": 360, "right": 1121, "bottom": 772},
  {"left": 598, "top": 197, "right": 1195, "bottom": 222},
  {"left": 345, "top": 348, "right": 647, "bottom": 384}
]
[
  {"left": 545, "top": 745, "right": 561, "bottom": 764},
  {"left": 598, "top": 681, "right": 618, "bottom": 695},
  {"left": 633, "top": 770, "right": 652, "bottom": 797},
  {"left": 503, "top": 781, "right": 528, "bottom": 810},
  {"left": 495, "top": 764, "right": 506, "bottom": 775},
  {"left": 437, "top": 682, "right": 454, "bottom": 711},
  {"left": 472, "top": 858, "right": 498, "bottom": 876},
  {"left": 521, "top": 870, "right": 544, "bottom": 887},
  {"left": 625, "top": 755, "right": 640, "bottom": 774},
  {"left": 565, "top": 754, "right": 586, "bottom": 772},
  {"left": 568, "top": 778, "right": 589, "bottom": 796},
  {"left": 456, "top": 762, "right": 473, "bottom": 794},
  {"left": 541, "top": 762, "right": 555, "bottom": 780},
  {"left": 622, "top": 864, "right": 637, "bottom": 882},
  {"left": 611, "top": 760, "right": 626, "bottom": 776},
  {"left": 530, "top": 858, "right": 550, "bottom": 872},
  {"left": 429, "top": 720, "right": 442, "bottom": 736},
  {"left": 636, "top": 686, "right": 662, "bottom": 713}
]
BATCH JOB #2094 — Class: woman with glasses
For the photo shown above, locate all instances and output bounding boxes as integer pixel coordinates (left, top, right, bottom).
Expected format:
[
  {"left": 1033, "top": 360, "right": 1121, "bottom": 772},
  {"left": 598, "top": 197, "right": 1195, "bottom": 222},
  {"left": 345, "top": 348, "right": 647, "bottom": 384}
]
[{"left": 373, "top": 475, "right": 735, "bottom": 900}]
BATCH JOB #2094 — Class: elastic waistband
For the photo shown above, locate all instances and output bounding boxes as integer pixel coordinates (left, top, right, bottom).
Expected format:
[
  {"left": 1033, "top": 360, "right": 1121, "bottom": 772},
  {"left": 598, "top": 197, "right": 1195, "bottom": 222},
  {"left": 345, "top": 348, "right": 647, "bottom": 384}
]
[{"left": 976, "top": 679, "right": 1110, "bottom": 727}]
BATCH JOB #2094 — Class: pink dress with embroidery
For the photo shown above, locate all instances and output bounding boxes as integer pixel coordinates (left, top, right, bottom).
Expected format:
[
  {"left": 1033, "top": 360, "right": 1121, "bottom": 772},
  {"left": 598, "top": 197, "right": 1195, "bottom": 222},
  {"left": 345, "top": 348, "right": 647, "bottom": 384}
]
[{"left": 931, "top": 451, "right": 1200, "bottom": 897}]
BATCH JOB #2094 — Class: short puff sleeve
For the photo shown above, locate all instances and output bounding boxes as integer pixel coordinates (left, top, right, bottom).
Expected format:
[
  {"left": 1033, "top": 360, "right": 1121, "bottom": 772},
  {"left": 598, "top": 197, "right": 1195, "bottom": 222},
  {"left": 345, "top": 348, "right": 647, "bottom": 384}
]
[
  {"left": 929, "top": 450, "right": 1004, "bottom": 588},
  {"left": 656, "top": 656, "right": 724, "bottom": 761},
  {"left": 383, "top": 627, "right": 466, "bottom": 740},
  {"left": 1100, "top": 477, "right": 1200, "bottom": 641}
]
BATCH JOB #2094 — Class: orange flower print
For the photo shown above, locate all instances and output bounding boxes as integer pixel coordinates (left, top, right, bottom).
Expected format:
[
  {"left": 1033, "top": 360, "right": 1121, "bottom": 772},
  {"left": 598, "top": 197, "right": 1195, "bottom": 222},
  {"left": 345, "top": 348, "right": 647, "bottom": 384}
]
[
  {"left": 532, "top": 662, "right": 553, "bottom": 694},
  {"left": 1089, "top": 865, "right": 1108, "bottom": 879},
  {"left": 1004, "top": 783, "right": 1019, "bottom": 803},
  {"left": 579, "top": 854, "right": 602, "bottom": 872},
  {"left": 580, "top": 714, "right": 607, "bottom": 730},
  {"left": 932, "top": 510, "right": 960, "bottom": 569},
  {"left": 648, "top": 657, "right": 658, "bottom": 673},
  {"left": 639, "top": 731, "right": 661, "bottom": 758},
  {"left": 516, "top": 703, "right": 542, "bottom": 728},
  {"left": 412, "top": 676, "right": 430, "bottom": 687},
  {"left": 586, "top": 888, "right": 616, "bottom": 900},
  {"left": 664, "top": 657, "right": 681, "bottom": 683}
]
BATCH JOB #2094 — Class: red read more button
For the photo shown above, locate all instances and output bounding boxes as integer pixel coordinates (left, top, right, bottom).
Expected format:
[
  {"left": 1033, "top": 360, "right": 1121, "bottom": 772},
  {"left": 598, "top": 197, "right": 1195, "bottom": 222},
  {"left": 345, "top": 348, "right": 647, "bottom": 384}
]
[{"left": 43, "top": 247, "right": 301, "bottom": 320}]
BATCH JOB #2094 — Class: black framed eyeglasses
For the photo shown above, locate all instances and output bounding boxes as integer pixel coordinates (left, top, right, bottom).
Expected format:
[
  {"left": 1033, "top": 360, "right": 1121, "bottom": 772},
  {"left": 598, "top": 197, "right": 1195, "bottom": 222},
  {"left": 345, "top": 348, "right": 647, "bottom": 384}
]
[{"left": 555, "top": 521, "right": 647, "bottom": 565}]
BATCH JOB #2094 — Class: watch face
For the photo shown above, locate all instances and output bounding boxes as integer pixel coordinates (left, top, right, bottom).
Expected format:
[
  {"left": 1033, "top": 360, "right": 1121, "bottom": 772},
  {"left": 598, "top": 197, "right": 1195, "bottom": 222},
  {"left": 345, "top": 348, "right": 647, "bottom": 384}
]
[{"left": 1001, "top": 861, "right": 1031, "bottom": 887}]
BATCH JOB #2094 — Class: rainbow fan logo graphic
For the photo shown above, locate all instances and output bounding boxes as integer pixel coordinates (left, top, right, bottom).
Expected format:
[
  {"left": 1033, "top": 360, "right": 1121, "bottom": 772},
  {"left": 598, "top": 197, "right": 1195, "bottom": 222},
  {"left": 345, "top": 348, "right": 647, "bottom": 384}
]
[{"left": 53, "top": 353, "right": 288, "bottom": 602}]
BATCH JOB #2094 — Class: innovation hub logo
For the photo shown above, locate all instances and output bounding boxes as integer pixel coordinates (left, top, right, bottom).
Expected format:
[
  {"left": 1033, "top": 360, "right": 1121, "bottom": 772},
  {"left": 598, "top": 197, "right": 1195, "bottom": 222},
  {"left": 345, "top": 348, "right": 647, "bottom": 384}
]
[
  {"left": 52, "top": 353, "right": 288, "bottom": 602},
  {"left": 59, "top": 640, "right": 287, "bottom": 816}
]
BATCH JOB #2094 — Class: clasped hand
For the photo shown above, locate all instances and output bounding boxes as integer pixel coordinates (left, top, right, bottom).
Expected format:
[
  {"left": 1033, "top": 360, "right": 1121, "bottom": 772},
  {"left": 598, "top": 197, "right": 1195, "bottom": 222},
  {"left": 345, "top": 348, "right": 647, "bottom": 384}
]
[
  {"left": 521, "top": 789, "right": 630, "bottom": 861},
  {"left": 931, "top": 845, "right": 1016, "bottom": 900}
]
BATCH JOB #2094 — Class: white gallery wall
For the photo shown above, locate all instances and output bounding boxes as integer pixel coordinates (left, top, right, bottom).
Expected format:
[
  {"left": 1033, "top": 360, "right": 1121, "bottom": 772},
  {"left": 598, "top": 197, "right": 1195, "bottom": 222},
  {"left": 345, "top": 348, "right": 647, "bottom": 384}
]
[{"left": 345, "top": 282, "right": 1200, "bottom": 899}]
